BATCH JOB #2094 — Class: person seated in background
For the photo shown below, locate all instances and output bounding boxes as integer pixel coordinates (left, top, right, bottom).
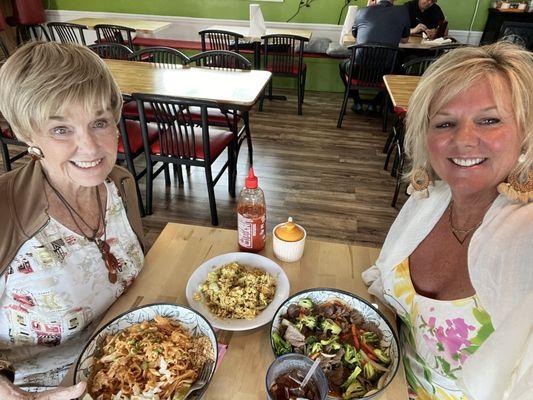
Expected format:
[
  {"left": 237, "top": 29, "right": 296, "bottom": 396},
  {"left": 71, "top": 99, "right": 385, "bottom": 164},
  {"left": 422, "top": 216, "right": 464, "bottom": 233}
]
[
  {"left": 405, "top": 0, "right": 445, "bottom": 38},
  {"left": 0, "top": 42, "right": 145, "bottom": 398},
  {"left": 363, "top": 42, "right": 533, "bottom": 399},
  {"left": 342, "top": 0, "right": 410, "bottom": 113}
]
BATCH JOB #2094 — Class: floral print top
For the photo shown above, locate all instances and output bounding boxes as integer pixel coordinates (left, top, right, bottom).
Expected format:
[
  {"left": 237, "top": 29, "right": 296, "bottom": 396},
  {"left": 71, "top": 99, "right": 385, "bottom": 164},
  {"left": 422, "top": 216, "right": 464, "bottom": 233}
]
[
  {"left": 0, "top": 180, "right": 144, "bottom": 390},
  {"left": 382, "top": 259, "right": 494, "bottom": 400}
]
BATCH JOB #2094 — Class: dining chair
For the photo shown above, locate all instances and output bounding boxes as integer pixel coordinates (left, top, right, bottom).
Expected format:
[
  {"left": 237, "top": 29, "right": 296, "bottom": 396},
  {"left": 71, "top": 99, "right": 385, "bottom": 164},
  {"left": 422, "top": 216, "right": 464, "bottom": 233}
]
[
  {"left": 383, "top": 110, "right": 406, "bottom": 208},
  {"left": 401, "top": 56, "right": 436, "bottom": 76},
  {"left": 88, "top": 43, "right": 133, "bottom": 60},
  {"left": 122, "top": 47, "right": 190, "bottom": 124},
  {"left": 433, "top": 43, "right": 466, "bottom": 57},
  {"left": 94, "top": 24, "right": 136, "bottom": 51},
  {"left": 187, "top": 50, "right": 254, "bottom": 165},
  {"left": 0, "top": 7, "right": 10, "bottom": 62},
  {"left": 337, "top": 43, "right": 399, "bottom": 131},
  {"left": 132, "top": 92, "right": 237, "bottom": 226},
  {"left": 0, "top": 126, "right": 27, "bottom": 172},
  {"left": 258, "top": 34, "right": 309, "bottom": 115},
  {"left": 116, "top": 100, "right": 160, "bottom": 216},
  {"left": 8, "top": 0, "right": 50, "bottom": 44},
  {"left": 199, "top": 29, "right": 244, "bottom": 53},
  {"left": 47, "top": 22, "right": 88, "bottom": 45}
]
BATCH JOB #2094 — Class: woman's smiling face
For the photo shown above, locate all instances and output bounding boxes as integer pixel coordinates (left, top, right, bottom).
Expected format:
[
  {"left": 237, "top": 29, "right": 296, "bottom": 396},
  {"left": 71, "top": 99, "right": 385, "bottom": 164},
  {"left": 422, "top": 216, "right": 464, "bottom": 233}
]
[
  {"left": 427, "top": 76, "right": 522, "bottom": 198},
  {"left": 29, "top": 103, "right": 118, "bottom": 188}
]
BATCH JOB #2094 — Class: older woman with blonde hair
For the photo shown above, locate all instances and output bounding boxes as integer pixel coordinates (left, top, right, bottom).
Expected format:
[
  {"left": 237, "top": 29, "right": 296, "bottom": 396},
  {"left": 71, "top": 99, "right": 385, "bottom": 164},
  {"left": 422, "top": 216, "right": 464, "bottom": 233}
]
[
  {"left": 0, "top": 42, "right": 144, "bottom": 398},
  {"left": 363, "top": 41, "right": 533, "bottom": 400}
]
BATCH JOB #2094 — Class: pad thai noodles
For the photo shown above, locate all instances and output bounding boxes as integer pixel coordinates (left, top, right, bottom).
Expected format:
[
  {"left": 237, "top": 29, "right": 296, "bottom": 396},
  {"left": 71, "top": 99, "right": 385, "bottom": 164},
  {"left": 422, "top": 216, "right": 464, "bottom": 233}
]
[{"left": 88, "top": 316, "right": 214, "bottom": 400}]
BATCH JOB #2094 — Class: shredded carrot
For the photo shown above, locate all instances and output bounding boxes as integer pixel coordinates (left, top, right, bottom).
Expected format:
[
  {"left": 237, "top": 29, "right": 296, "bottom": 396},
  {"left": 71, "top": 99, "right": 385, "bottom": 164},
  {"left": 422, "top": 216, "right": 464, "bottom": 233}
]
[
  {"left": 361, "top": 341, "right": 379, "bottom": 361},
  {"left": 351, "top": 324, "right": 360, "bottom": 350}
]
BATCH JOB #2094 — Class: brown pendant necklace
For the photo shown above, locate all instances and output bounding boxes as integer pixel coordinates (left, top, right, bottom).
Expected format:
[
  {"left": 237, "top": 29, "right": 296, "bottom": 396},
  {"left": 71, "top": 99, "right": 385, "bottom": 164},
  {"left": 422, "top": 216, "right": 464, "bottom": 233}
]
[
  {"left": 448, "top": 200, "right": 483, "bottom": 245},
  {"left": 43, "top": 174, "right": 120, "bottom": 283}
]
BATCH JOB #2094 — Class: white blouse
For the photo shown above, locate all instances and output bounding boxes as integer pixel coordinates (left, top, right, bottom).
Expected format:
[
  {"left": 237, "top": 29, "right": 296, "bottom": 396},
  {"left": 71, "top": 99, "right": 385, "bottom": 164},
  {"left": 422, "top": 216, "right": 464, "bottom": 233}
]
[
  {"left": 0, "top": 180, "right": 144, "bottom": 389},
  {"left": 362, "top": 181, "right": 533, "bottom": 400}
]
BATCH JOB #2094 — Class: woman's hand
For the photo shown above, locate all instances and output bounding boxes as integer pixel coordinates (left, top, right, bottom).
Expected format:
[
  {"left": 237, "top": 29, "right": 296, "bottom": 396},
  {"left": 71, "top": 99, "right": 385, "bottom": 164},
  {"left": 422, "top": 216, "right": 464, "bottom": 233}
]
[
  {"left": 0, "top": 375, "right": 86, "bottom": 400},
  {"left": 411, "top": 23, "right": 428, "bottom": 35}
]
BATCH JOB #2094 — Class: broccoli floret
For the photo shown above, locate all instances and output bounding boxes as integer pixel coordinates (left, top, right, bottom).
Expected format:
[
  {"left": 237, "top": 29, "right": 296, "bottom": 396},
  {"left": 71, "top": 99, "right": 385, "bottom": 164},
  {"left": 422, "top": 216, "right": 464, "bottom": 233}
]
[
  {"left": 343, "top": 380, "right": 366, "bottom": 399},
  {"left": 362, "top": 362, "right": 377, "bottom": 381},
  {"left": 272, "top": 331, "right": 292, "bottom": 356},
  {"left": 295, "top": 320, "right": 304, "bottom": 332},
  {"left": 310, "top": 342, "right": 323, "bottom": 354},
  {"left": 373, "top": 349, "right": 390, "bottom": 365},
  {"left": 361, "top": 331, "right": 380, "bottom": 347},
  {"left": 298, "top": 298, "right": 313, "bottom": 309},
  {"left": 341, "top": 366, "right": 362, "bottom": 389},
  {"left": 320, "top": 318, "right": 342, "bottom": 335},
  {"left": 298, "top": 315, "right": 317, "bottom": 330},
  {"left": 343, "top": 344, "right": 358, "bottom": 365},
  {"left": 320, "top": 335, "right": 341, "bottom": 350},
  {"left": 305, "top": 335, "right": 318, "bottom": 345}
]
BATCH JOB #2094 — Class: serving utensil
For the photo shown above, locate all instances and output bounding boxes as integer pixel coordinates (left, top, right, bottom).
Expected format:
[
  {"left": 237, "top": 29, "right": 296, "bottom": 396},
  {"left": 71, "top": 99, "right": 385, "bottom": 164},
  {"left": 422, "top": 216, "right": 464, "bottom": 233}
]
[{"left": 183, "top": 359, "right": 215, "bottom": 400}]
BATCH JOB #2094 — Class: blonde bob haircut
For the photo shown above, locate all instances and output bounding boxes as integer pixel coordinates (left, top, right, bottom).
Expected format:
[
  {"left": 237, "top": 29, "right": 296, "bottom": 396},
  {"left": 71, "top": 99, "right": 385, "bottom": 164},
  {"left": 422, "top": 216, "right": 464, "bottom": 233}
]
[
  {"left": 0, "top": 41, "right": 122, "bottom": 143},
  {"left": 405, "top": 41, "right": 533, "bottom": 183}
]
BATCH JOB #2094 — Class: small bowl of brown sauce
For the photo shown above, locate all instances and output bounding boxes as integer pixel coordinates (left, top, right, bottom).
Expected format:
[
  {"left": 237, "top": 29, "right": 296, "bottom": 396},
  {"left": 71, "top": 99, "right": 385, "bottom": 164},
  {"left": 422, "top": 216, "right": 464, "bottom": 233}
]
[{"left": 266, "top": 353, "right": 328, "bottom": 400}]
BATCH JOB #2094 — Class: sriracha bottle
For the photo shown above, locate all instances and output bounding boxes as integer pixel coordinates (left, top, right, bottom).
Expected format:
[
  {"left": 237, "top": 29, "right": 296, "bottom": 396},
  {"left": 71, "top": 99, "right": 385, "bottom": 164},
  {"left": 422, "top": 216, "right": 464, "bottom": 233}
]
[{"left": 237, "top": 168, "right": 266, "bottom": 252}]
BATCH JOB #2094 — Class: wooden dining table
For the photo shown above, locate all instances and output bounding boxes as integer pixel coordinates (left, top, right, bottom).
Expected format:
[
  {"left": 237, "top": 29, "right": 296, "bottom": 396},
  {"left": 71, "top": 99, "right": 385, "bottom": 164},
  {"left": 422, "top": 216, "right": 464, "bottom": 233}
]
[
  {"left": 104, "top": 59, "right": 271, "bottom": 110},
  {"left": 66, "top": 223, "right": 409, "bottom": 399},
  {"left": 68, "top": 17, "right": 171, "bottom": 34},
  {"left": 343, "top": 34, "right": 452, "bottom": 50},
  {"left": 383, "top": 74, "right": 420, "bottom": 112}
]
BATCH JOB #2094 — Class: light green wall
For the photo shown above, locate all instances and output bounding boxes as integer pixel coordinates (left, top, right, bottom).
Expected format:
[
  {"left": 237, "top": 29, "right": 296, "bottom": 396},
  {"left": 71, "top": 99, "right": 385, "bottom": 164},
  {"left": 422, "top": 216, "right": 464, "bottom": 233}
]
[{"left": 48, "top": 0, "right": 492, "bottom": 31}]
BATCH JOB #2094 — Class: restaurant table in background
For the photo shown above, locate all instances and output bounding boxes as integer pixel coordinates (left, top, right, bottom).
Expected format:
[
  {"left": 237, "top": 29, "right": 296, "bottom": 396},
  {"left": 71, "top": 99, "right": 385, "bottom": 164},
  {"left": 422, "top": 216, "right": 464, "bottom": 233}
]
[
  {"left": 64, "top": 223, "right": 409, "bottom": 399},
  {"left": 104, "top": 59, "right": 271, "bottom": 110},
  {"left": 343, "top": 33, "right": 452, "bottom": 50},
  {"left": 68, "top": 17, "right": 171, "bottom": 33},
  {"left": 383, "top": 74, "right": 420, "bottom": 112}
]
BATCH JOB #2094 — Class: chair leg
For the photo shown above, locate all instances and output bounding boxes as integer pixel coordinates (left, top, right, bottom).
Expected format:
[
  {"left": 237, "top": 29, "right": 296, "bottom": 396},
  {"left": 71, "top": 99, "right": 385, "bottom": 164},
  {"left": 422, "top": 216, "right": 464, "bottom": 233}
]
[
  {"left": 268, "top": 79, "right": 273, "bottom": 99},
  {"left": 391, "top": 148, "right": 405, "bottom": 208},
  {"left": 1, "top": 142, "right": 11, "bottom": 172},
  {"left": 337, "top": 86, "right": 351, "bottom": 128},
  {"left": 384, "top": 139, "right": 396, "bottom": 172},
  {"left": 204, "top": 165, "right": 219, "bottom": 226},
  {"left": 301, "top": 69, "right": 307, "bottom": 103},
  {"left": 244, "top": 112, "right": 253, "bottom": 165},
  {"left": 174, "top": 164, "right": 184, "bottom": 184},
  {"left": 259, "top": 87, "right": 265, "bottom": 112},
  {"left": 382, "top": 94, "right": 389, "bottom": 133},
  {"left": 228, "top": 141, "right": 237, "bottom": 198},
  {"left": 164, "top": 164, "right": 171, "bottom": 186},
  {"left": 146, "top": 159, "right": 154, "bottom": 215},
  {"left": 297, "top": 72, "right": 303, "bottom": 116}
]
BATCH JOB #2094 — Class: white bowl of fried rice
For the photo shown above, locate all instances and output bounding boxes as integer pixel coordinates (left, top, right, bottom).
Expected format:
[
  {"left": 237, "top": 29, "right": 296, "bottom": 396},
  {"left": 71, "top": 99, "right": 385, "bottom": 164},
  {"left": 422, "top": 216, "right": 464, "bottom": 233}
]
[
  {"left": 186, "top": 252, "right": 290, "bottom": 331},
  {"left": 74, "top": 303, "right": 218, "bottom": 400}
]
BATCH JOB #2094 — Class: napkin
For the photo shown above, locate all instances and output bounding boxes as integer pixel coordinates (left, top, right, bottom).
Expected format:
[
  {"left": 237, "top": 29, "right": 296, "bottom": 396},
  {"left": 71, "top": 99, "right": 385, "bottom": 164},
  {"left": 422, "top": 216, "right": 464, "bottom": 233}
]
[
  {"left": 339, "top": 5, "right": 358, "bottom": 45},
  {"left": 249, "top": 4, "right": 266, "bottom": 38},
  {"left": 423, "top": 36, "right": 452, "bottom": 45}
]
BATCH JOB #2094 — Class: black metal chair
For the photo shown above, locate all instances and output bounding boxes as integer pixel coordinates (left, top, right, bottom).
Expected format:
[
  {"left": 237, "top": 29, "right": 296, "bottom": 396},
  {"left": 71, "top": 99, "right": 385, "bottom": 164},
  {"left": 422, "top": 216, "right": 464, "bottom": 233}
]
[
  {"left": 0, "top": 126, "right": 27, "bottom": 172},
  {"left": 498, "top": 21, "right": 533, "bottom": 50},
  {"left": 337, "top": 43, "right": 399, "bottom": 131},
  {"left": 88, "top": 43, "right": 133, "bottom": 60},
  {"left": 383, "top": 110, "right": 406, "bottom": 208},
  {"left": 94, "top": 24, "right": 136, "bottom": 51},
  {"left": 187, "top": 50, "right": 254, "bottom": 165},
  {"left": 401, "top": 56, "right": 436, "bottom": 76},
  {"left": 132, "top": 92, "right": 237, "bottom": 225},
  {"left": 199, "top": 29, "right": 244, "bottom": 53},
  {"left": 15, "top": 24, "right": 50, "bottom": 44},
  {"left": 259, "top": 34, "right": 309, "bottom": 116},
  {"left": 47, "top": 22, "right": 88, "bottom": 45},
  {"left": 129, "top": 46, "right": 189, "bottom": 65},
  {"left": 123, "top": 47, "right": 191, "bottom": 123}
]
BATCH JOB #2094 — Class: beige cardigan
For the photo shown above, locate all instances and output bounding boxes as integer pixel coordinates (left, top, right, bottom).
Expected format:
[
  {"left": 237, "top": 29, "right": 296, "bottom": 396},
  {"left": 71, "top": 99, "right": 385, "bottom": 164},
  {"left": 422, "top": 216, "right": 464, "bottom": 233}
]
[{"left": 362, "top": 181, "right": 533, "bottom": 400}]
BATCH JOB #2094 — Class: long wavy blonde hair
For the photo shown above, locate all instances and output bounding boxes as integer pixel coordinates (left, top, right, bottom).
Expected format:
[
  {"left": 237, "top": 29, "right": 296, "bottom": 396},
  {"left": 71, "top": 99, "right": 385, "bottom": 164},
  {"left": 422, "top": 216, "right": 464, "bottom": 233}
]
[{"left": 404, "top": 41, "right": 533, "bottom": 183}]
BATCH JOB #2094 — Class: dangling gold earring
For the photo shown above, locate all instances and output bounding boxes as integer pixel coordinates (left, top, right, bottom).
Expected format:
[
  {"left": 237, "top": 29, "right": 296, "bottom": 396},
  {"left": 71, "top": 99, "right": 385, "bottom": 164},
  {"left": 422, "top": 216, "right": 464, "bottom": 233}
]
[
  {"left": 27, "top": 146, "right": 44, "bottom": 160},
  {"left": 498, "top": 155, "right": 533, "bottom": 203},
  {"left": 407, "top": 167, "right": 430, "bottom": 198}
]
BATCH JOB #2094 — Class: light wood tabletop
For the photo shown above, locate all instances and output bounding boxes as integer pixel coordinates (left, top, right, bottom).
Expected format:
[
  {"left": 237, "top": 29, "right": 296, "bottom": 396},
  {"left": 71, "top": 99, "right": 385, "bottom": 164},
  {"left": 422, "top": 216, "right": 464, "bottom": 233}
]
[
  {"left": 383, "top": 74, "right": 421, "bottom": 111},
  {"left": 104, "top": 59, "right": 271, "bottom": 109},
  {"left": 68, "top": 17, "right": 171, "bottom": 33},
  {"left": 67, "top": 223, "right": 408, "bottom": 399},
  {"left": 206, "top": 24, "right": 313, "bottom": 42},
  {"left": 343, "top": 34, "right": 449, "bottom": 50}
]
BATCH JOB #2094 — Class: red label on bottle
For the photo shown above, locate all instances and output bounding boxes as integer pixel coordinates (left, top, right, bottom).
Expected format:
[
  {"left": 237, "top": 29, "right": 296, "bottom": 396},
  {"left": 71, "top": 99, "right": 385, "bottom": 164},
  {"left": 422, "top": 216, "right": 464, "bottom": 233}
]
[{"left": 238, "top": 213, "right": 266, "bottom": 252}]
